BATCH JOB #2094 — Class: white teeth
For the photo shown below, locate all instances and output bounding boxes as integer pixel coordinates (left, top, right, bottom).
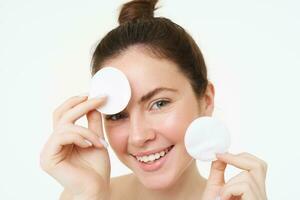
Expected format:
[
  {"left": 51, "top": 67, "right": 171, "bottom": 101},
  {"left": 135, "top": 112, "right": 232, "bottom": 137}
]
[
  {"left": 136, "top": 147, "right": 172, "bottom": 163},
  {"left": 154, "top": 153, "right": 160, "bottom": 159}
]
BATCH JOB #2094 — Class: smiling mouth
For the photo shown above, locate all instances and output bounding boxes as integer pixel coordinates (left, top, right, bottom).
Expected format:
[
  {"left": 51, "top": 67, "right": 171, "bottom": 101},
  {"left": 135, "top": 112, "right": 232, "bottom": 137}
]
[{"left": 132, "top": 145, "right": 175, "bottom": 164}]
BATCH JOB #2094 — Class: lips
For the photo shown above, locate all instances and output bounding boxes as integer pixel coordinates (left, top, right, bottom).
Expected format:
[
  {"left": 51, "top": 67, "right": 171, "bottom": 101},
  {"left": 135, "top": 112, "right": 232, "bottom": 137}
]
[
  {"left": 132, "top": 145, "right": 174, "bottom": 157},
  {"left": 131, "top": 145, "right": 175, "bottom": 172}
]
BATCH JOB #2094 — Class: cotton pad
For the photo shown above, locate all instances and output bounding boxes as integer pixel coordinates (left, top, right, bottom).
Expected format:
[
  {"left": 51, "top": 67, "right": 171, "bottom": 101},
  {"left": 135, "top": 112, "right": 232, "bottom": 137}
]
[
  {"left": 184, "top": 116, "right": 230, "bottom": 161},
  {"left": 88, "top": 67, "right": 131, "bottom": 115}
]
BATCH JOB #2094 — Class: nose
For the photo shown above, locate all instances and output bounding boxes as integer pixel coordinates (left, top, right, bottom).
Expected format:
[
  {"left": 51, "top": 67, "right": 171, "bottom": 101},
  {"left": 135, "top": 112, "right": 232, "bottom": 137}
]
[{"left": 128, "top": 113, "right": 156, "bottom": 147}]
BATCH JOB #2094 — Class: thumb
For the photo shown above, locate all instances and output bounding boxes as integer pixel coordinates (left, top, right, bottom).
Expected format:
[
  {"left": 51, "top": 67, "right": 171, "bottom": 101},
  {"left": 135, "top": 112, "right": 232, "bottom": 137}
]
[
  {"left": 87, "top": 110, "right": 108, "bottom": 148},
  {"left": 207, "top": 160, "right": 227, "bottom": 186}
]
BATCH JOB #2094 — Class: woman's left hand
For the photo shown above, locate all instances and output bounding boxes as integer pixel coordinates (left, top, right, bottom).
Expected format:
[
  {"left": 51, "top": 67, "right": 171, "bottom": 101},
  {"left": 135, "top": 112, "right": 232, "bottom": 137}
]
[{"left": 201, "top": 152, "right": 268, "bottom": 200}]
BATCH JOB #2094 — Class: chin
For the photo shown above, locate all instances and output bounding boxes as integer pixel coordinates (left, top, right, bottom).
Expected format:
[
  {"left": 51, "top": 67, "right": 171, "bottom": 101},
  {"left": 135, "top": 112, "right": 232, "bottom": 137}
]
[
  {"left": 123, "top": 144, "right": 194, "bottom": 190},
  {"left": 136, "top": 157, "right": 194, "bottom": 190},
  {"left": 138, "top": 171, "right": 178, "bottom": 190}
]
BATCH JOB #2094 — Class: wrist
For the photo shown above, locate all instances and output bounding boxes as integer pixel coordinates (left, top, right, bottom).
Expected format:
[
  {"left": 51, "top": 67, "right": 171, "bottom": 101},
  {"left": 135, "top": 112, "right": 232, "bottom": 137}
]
[
  {"left": 73, "top": 188, "right": 110, "bottom": 200},
  {"left": 73, "top": 192, "right": 108, "bottom": 200},
  {"left": 70, "top": 181, "right": 110, "bottom": 200}
]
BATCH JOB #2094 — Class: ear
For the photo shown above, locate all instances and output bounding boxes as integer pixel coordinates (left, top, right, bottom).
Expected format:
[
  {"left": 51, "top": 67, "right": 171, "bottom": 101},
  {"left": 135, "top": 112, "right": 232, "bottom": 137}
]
[{"left": 199, "top": 82, "right": 215, "bottom": 116}]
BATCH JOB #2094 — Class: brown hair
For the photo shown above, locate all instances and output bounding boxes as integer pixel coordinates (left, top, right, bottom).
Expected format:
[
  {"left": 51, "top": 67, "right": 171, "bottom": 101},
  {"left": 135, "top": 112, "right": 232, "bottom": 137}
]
[{"left": 90, "top": 0, "right": 208, "bottom": 98}]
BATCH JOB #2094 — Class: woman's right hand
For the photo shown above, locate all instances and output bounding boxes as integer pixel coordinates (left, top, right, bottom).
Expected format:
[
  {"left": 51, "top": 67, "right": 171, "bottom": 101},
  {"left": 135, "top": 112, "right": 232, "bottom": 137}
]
[{"left": 40, "top": 95, "right": 111, "bottom": 200}]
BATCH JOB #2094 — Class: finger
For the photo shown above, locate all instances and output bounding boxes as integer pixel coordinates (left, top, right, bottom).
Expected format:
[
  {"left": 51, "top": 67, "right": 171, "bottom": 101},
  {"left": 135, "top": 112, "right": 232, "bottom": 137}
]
[
  {"left": 41, "top": 132, "right": 93, "bottom": 169},
  {"left": 216, "top": 153, "right": 267, "bottom": 188},
  {"left": 238, "top": 153, "right": 268, "bottom": 179},
  {"left": 57, "top": 124, "right": 107, "bottom": 149},
  {"left": 58, "top": 96, "right": 107, "bottom": 126},
  {"left": 53, "top": 132, "right": 94, "bottom": 153},
  {"left": 53, "top": 96, "right": 88, "bottom": 129},
  {"left": 87, "top": 110, "right": 103, "bottom": 137},
  {"left": 220, "top": 182, "right": 258, "bottom": 200},
  {"left": 217, "top": 153, "right": 267, "bottom": 172},
  {"left": 86, "top": 110, "right": 108, "bottom": 148},
  {"left": 222, "top": 171, "right": 262, "bottom": 198},
  {"left": 207, "top": 160, "right": 227, "bottom": 186}
]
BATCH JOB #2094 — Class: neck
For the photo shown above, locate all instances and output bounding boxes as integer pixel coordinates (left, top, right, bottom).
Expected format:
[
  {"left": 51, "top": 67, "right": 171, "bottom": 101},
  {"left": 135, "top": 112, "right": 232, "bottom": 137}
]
[{"left": 135, "top": 161, "right": 206, "bottom": 200}]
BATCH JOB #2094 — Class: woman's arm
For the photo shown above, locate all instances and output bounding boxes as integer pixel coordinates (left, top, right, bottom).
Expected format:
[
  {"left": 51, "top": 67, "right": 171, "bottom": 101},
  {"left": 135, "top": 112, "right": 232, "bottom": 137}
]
[{"left": 59, "top": 188, "right": 108, "bottom": 200}]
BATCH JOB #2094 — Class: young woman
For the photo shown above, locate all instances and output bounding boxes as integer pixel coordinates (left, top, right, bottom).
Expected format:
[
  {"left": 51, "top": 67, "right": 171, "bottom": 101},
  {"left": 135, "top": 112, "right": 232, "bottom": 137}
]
[{"left": 40, "top": 0, "right": 268, "bottom": 199}]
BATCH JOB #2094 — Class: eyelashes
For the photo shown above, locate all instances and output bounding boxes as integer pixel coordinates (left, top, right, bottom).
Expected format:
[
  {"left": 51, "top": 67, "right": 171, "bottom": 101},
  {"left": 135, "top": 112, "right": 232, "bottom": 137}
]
[
  {"left": 151, "top": 99, "right": 169, "bottom": 110},
  {"left": 105, "top": 99, "right": 170, "bottom": 121},
  {"left": 105, "top": 112, "right": 127, "bottom": 121}
]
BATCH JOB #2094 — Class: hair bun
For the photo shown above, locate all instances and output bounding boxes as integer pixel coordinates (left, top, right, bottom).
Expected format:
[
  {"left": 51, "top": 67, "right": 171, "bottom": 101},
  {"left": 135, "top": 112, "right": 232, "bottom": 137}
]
[{"left": 118, "top": 0, "right": 159, "bottom": 25}]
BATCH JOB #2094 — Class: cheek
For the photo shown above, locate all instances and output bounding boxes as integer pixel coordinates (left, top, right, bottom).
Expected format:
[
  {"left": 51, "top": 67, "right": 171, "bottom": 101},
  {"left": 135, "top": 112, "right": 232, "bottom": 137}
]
[
  {"left": 155, "top": 99, "right": 199, "bottom": 143},
  {"left": 154, "top": 108, "right": 196, "bottom": 143},
  {"left": 105, "top": 125, "right": 128, "bottom": 154}
]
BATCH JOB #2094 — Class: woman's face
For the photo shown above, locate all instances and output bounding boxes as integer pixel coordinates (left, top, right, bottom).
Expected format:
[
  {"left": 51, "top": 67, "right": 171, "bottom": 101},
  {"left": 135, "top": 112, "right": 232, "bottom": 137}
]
[{"left": 102, "top": 46, "right": 213, "bottom": 189}]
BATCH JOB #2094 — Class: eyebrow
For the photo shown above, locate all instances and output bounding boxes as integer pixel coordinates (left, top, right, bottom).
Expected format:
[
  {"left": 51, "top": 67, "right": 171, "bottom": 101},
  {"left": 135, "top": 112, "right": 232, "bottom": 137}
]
[{"left": 138, "top": 87, "right": 178, "bottom": 104}]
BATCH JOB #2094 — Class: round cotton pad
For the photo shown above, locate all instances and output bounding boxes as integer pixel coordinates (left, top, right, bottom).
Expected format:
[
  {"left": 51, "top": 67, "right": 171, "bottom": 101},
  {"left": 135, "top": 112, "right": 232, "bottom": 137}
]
[
  {"left": 184, "top": 116, "right": 230, "bottom": 161},
  {"left": 89, "top": 67, "right": 131, "bottom": 115}
]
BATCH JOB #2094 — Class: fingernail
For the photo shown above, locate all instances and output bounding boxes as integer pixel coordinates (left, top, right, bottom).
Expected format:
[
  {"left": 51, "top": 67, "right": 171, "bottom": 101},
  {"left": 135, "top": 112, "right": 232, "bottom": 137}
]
[
  {"left": 94, "top": 95, "right": 108, "bottom": 102},
  {"left": 84, "top": 139, "right": 93, "bottom": 146},
  {"left": 216, "top": 152, "right": 228, "bottom": 157},
  {"left": 96, "top": 94, "right": 107, "bottom": 99},
  {"left": 99, "top": 138, "right": 109, "bottom": 148},
  {"left": 216, "top": 153, "right": 223, "bottom": 157},
  {"left": 88, "top": 94, "right": 107, "bottom": 100},
  {"left": 87, "top": 94, "right": 108, "bottom": 101},
  {"left": 78, "top": 92, "right": 89, "bottom": 97}
]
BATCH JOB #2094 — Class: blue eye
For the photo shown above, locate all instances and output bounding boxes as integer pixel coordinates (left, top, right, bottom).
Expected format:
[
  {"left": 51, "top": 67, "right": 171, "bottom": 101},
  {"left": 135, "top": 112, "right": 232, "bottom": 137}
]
[
  {"left": 151, "top": 100, "right": 169, "bottom": 110},
  {"left": 105, "top": 100, "right": 169, "bottom": 121},
  {"left": 105, "top": 113, "right": 126, "bottom": 121}
]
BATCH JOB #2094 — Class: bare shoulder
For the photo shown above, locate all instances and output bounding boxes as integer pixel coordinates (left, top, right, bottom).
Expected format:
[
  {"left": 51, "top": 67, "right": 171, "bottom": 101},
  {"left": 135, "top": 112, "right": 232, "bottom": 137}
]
[
  {"left": 110, "top": 173, "right": 136, "bottom": 200},
  {"left": 59, "top": 188, "right": 73, "bottom": 200}
]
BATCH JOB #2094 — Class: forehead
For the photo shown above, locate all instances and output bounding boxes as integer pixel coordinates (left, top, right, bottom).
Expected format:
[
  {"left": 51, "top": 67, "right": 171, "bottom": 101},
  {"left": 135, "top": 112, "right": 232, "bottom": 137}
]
[{"left": 102, "top": 47, "right": 189, "bottom": 93}]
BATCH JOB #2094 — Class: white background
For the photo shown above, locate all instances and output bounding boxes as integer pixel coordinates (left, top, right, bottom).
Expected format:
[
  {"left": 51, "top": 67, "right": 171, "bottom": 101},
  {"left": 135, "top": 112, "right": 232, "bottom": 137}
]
[{"left": 1, "top": 0, "right": 299, "bottom": 199}]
